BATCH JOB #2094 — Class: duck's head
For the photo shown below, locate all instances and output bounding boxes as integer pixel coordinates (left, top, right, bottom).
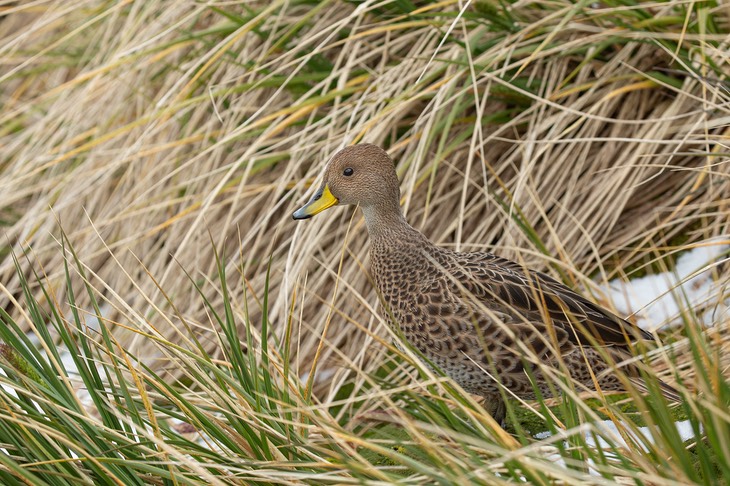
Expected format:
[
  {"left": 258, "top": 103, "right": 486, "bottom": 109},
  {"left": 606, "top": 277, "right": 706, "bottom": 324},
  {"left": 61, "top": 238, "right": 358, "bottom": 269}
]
[{"left": 292, "top": 144, "right": 401, "bottom": 220}]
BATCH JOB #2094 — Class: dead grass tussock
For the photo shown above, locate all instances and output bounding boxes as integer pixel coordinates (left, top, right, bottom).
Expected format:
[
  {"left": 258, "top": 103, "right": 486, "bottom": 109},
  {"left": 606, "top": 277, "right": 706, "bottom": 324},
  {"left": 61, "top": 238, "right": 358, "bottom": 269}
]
[{"left": 0, "top": 0, "right": 728, "bottom": 396}]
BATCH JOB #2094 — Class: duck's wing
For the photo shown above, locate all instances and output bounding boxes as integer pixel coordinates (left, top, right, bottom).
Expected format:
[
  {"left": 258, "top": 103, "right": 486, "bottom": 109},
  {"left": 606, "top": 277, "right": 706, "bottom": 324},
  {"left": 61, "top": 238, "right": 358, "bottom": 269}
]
[
  {"left": 446, "top": 252, "right": 654, "bottom": 350},
  {"left": 419, "top": 250, "right": 680, "bottom": 402}
]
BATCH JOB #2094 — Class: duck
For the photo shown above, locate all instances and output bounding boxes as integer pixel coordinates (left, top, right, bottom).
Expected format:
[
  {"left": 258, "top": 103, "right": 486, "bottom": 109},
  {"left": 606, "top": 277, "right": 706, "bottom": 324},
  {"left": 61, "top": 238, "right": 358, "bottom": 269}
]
[{"left": 293, "top": 143, "right": 679, "bottom": 423}]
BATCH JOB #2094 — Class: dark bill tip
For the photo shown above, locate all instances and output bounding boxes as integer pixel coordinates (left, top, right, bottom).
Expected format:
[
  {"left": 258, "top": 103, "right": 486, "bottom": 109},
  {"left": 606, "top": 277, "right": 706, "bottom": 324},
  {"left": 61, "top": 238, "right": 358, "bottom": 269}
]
[{"left": 292, "top": 209, "right": 312, "bottom": 220}]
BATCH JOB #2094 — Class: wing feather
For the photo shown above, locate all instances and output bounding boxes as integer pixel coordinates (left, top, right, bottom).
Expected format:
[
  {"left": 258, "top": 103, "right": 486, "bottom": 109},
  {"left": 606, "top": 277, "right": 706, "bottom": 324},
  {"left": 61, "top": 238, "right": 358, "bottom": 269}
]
[{"left": 449, "top": 252, "right": 653, "bottom": 349}]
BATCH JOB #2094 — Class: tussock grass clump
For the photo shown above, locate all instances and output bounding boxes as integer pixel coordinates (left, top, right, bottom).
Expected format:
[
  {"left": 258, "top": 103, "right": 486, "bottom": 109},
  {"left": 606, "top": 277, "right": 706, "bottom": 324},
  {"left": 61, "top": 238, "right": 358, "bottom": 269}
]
[{"left": 0, "top": 0, "right": 728, "bottom": 483}]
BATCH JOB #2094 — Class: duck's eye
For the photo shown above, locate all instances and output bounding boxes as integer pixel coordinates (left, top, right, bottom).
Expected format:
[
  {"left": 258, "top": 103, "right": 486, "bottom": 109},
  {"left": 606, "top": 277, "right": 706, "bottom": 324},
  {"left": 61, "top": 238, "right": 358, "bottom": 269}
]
[{"left": 343, "top": 168, "right": 354, "bottom": 177}]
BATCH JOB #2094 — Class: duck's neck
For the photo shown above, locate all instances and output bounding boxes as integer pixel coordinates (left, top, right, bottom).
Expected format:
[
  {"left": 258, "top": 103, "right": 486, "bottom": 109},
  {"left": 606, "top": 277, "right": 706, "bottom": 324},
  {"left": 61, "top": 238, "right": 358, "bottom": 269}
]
[{"left": 361, "top": 203, "right": 421, "bottom": 241}]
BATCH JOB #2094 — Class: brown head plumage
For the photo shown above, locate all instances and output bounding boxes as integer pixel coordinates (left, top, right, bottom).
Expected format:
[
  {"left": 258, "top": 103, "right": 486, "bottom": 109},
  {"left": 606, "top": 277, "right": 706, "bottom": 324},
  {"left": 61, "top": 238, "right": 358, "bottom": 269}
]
[{"left": 293, "top": 144, "right": 402, "bottom": 224}]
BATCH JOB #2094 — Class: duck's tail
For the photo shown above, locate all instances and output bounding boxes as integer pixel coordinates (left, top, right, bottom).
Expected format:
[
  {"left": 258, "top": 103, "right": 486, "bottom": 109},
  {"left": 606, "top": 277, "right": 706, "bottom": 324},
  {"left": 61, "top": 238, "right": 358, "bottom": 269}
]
[{"left": 630, "top": 376, "right": 683, "bottom": 403}]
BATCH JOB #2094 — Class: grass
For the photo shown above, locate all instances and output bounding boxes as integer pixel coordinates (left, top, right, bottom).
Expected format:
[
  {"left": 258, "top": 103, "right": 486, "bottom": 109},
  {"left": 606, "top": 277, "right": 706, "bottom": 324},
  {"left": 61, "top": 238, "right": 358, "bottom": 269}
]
[
  {"left": 0, "top": 236, "right": 727, "bottom": 484},
  {"left": 1, "top": 0, "right": 729, "bottom": 483}
]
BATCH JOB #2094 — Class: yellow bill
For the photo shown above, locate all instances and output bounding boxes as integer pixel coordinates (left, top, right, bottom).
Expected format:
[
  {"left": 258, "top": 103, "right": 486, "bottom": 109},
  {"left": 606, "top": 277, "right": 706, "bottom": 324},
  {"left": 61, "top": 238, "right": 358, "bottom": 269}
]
[{"left": 292, "top": 184, "right": 339, "bottom": 220}]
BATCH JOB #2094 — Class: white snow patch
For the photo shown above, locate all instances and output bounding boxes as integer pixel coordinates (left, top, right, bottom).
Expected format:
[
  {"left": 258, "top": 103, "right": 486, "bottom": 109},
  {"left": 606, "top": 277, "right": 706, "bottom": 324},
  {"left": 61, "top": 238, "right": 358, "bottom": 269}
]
[
  {"left": 300, "top": 367, "right": 336, "bottom": 386},
  {"left": 537, "top": 419, "right": 698, "bottom": 476},
  {"left": 587, "top": 419, "right": 697, "bottom": 451},
  {"left": 602, "top": 238, "right": 729, "bottom": 330}
]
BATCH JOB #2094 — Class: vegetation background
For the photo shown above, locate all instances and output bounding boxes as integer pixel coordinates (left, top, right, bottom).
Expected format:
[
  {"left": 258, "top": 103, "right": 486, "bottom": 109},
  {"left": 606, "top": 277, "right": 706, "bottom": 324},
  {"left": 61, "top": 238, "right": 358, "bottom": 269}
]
[{"left": 0, "top": 0, "right": 728, "bottom": 484}]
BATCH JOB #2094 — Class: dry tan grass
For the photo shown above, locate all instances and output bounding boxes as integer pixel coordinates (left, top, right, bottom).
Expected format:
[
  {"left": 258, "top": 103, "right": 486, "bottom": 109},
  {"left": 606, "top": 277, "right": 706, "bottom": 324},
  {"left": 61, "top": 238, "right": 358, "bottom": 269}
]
[{"left": 1, "top": 0, "right": 728, "bottom": 398}]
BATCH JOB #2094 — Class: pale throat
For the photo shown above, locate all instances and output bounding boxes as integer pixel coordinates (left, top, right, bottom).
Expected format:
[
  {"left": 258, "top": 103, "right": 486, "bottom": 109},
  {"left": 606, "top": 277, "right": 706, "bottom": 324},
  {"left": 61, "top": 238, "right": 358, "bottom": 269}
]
[{"left": 360, "top": 201, "right": 410, "bottom": 238}]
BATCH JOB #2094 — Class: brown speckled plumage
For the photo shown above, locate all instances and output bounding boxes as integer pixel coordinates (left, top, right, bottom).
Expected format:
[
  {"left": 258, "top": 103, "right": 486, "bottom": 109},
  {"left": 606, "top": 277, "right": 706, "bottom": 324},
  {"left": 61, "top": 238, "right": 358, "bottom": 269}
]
[{"left": 293, "top": 144, "right": 679, "bottom": 423}]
